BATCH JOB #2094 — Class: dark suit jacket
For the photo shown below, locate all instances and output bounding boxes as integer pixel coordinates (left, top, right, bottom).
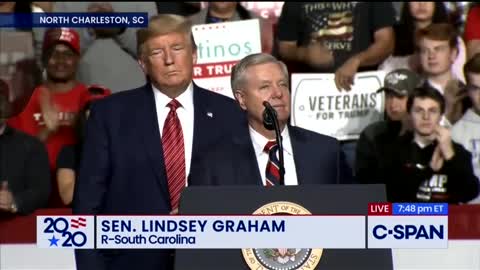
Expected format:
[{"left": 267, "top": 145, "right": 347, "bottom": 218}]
[
  {"left": 189, "top": 125, "right": 353, "bottom": 186},
  {"left": 72, "top": 83, "right": 246, "bottom": 270}
]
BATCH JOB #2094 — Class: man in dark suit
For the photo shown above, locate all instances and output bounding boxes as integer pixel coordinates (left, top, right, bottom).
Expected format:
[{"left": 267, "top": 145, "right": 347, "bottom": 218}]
[
  {"left": 72, "top": 15, "right": 246, "bottom": 270},
  {"left": 189, "top": 53, "right": 352, "bottom": 186}
]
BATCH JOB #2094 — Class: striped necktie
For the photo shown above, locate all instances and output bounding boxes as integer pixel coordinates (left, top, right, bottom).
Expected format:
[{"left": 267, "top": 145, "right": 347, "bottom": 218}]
[
  {"left": 162, "top": 99, "right": 185, "bottom": 210},
  {"left": 264, "top": 141, "right": 281, "bottom": 187}
]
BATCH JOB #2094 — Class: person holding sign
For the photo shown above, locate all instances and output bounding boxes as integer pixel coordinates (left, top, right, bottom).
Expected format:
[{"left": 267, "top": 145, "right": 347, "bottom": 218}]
[
  {"left": 276, "top": 2, "right": 396, "bottom": 172},
  {"left": 73, "top": 14, "right": 246, "bottom": 270},
  {"left": 276, "top": 2, "right": 395, "bottom": 91},
  {"left": 189, "top": 53, "right": 352, "bottom": 187},
  {"left": 189, "top": 2, "right": 273, "bottom": 53}
]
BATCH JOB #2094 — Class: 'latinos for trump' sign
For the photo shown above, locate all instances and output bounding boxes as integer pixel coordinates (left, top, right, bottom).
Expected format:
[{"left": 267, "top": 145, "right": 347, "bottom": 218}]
[
  {"left": 192, "top": 19, "right": 262, "bottom": 99},
  {"left": 291, "top": 72, "right": 386, "bottom": 141}
]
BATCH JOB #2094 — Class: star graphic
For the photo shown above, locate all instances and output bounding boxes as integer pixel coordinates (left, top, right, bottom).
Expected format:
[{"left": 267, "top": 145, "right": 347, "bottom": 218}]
[{"left": 49, "top": 235, "right": 60, "bottom": 247}]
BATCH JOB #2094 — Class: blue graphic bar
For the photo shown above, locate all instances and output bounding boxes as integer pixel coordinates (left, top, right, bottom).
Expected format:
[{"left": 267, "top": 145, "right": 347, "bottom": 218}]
[
  {"left": 0, "top": 13, "right": 148, "bottom": 28},
  {"left": 393, "top": 203, "right": 448, "bottom": 215}
]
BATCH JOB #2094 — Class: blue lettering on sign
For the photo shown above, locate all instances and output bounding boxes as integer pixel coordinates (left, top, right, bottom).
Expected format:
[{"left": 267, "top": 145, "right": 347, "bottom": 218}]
[{"left": 101, "top": 220, "right": 132, "bottom": 232}]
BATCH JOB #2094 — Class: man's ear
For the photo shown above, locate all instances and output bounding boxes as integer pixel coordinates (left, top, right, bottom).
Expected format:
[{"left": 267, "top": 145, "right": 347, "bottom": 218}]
[
  {"left": 192, "top": 47, "right": 198, "bottom": 65},
  {"left": 234, "top": 90, "right": 247, "bottom": 110},
  {"left": 138, "top": 58, "right": 147, "bottom": 74}
]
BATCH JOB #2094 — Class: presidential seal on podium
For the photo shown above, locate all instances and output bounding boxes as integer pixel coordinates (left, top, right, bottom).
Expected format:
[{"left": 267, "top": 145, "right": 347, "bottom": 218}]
[{"left": 242, "top": 201, "right": 323, "bottom": 270}]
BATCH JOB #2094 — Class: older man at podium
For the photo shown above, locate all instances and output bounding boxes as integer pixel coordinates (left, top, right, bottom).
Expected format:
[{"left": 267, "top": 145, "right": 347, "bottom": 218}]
[{"left": 189, "top": 53, "right": 352, "bottom": 186}]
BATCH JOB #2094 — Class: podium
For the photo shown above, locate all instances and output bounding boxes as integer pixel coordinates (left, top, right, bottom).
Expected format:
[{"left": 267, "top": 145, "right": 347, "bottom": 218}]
[{"left": 175, "top": 184, "right": 393, "bottom": 270}]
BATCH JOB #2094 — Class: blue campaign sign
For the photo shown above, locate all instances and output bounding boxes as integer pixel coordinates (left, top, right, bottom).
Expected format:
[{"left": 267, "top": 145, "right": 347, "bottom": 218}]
[
  {"left": 392, "top": 203, "right": 448, "bottom": 215},
  {"left": 0, "top": 13, "right": 148, "bottom": 28}
]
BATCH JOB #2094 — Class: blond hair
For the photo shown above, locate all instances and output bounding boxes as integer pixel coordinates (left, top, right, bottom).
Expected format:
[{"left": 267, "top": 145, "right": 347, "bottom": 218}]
[{"left": 136, "top": 14, "right": 196, "bottom": 57}]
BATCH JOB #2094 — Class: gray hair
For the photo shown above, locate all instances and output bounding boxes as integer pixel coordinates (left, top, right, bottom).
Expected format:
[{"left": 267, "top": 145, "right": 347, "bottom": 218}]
[{"left": 231, "top": 53, "right": 289, "bottom": 94}]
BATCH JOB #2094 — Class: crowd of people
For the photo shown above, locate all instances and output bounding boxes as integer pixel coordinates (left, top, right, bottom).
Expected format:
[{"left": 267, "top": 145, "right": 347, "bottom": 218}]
[{"left": 0, "top": 0, "right": 479, "bottom": 228}]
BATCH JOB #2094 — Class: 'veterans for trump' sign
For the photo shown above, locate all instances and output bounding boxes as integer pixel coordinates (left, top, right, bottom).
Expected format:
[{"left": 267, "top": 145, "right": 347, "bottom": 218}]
[{"left": 291, "top": 71, "right": 386, "bottom": 141}]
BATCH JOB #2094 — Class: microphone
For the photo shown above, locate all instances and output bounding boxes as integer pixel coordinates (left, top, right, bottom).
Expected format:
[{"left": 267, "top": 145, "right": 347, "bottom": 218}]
[
  {"left": 262, "top": 102, "right": 276, "bottom": 130},
  {"left": 262, "top": 101, "right": 285, "bottom": 185}
]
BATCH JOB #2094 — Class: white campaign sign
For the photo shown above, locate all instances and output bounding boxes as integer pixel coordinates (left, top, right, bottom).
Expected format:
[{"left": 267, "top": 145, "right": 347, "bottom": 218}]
[
  {"left": 291, "top": 71, "right": 386, "bottom": 141},
  {"left": 192, "top": 19, "right": 262, "bottom": 99}
]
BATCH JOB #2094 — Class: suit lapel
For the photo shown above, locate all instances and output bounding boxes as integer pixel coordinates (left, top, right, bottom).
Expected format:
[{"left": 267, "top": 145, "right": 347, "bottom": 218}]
[
  {"left": 138, "top": 85, "right": 170, "bottom": 203},
  {"left": 191, "top": 84, "right": 215, "bottom": 164},
  {"left": 232, "top": 133, "right": 263, "bottom": 185},
  {"left": 289, "top": 126, "right": 315, "bottom": 185}
]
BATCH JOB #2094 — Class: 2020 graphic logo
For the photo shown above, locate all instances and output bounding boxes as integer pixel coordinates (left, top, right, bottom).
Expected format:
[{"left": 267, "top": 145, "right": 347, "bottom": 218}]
[{"left": 37, "top": 216, "right": 94, "bottom": 249}]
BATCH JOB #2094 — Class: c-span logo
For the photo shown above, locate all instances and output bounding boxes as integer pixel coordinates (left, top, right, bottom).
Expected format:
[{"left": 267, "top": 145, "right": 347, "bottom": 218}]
[
  {"left": 242, "top": 202, "right": 322, "bottom": 270},
  {"left": 37, "top": 216, "right": 94, "bottom": 248}
]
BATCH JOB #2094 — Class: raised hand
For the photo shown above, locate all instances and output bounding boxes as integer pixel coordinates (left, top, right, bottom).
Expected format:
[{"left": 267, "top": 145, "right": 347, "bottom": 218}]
[
  {"left": 434, "top": 125, "right": 454, "bottom": 161},
  {"left": 39, "top": 87, "right": 60, "bottom": 132}
]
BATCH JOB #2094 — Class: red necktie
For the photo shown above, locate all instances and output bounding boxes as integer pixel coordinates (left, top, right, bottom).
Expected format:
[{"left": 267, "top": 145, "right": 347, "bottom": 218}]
[
  {"left": 162, "top": 99, "right": 185, "bottom": 210},
  {"left": 264, "top": 141, "right": 280, "bottom": 187}
]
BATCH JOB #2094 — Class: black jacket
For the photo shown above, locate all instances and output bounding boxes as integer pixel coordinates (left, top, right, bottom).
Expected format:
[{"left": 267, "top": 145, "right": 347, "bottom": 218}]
[
  {"left": 386, "top": 132, "right": 479, "bottom": 203},
  {"left": 0, "top": 125, "right": 50, "bottom": 216},
  {"left": 355, "top": 120, "right": 402, "bottom": 184}
]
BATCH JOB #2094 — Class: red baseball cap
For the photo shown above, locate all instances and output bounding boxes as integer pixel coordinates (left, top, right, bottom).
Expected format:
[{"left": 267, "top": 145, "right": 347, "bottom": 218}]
[{"left": 43, "top": 28, "right": 81, "bottom": 55}]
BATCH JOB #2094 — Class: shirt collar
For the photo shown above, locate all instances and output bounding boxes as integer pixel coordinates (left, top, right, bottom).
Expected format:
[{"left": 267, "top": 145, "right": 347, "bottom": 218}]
[
  {"left": 427, "top": 77, "right": 461, "bottom": 96},
  {"left": 249, "top": 125, "right": 292, "bottom": 156},
  {"left": 413, "top": 133, "right": 435, "bottom": 149},
  {"left": 152, "top": 82, "right": 194, "bottom": 112},
  {"left": 427, "top": 79, "right": 445, "bottom": 95}
]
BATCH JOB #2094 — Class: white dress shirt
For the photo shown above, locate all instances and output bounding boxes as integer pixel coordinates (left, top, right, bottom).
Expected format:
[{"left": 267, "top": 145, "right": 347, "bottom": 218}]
[
  {"left": 427, "top": 79, "right": 445, "bottom": 95},
  {"left": 249, "top": 126, "right": 298, "bottom": 186},
  {"left": 152, "top": 83, "right": 194, "bottom": 186}
]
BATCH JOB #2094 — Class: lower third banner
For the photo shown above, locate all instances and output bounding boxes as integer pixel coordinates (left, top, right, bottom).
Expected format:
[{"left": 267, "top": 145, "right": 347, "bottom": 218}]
[{"left": 95, "top": 215, "right": 365, "bottom": 249}]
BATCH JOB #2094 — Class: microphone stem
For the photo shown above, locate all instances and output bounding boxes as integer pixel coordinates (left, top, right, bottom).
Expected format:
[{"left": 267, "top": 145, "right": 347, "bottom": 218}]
[
  {"left": 262, "top": 101, "right": 285, "bottom": 185},
  {"left": 271, "top": 111, "right": 285, "bottom": 185}
]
